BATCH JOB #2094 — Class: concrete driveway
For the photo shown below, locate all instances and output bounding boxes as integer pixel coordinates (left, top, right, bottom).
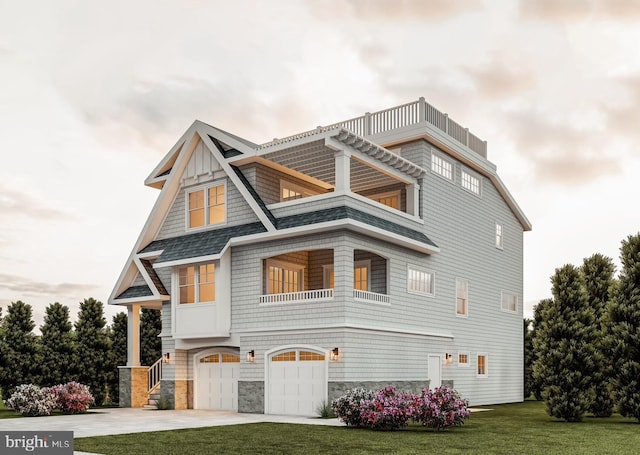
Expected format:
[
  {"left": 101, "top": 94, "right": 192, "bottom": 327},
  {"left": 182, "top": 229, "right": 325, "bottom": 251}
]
[
  {"left": 0, "top": 408, "right": 344, "bottom": 454},
  {"left": 0, "top": 407, "right": 344, "bottom": 438}
]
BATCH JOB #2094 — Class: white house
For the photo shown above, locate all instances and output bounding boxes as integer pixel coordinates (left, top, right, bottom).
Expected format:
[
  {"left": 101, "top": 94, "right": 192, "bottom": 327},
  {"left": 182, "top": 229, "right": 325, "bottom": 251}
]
[{"left": 109, "top": 97, "right": 531, "bottom": 415}]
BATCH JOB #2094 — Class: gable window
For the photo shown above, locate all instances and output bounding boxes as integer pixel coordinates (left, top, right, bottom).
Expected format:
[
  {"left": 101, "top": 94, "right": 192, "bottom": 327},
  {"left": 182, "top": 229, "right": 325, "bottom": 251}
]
[
  {"left": 187, "top": 182, "right": 226, "bottom": 229},
  {"left": 501, "top": 291, "right": 518, "bottom": 313},
  {"left": 461, "top": 169, "right": 481, "bottom": 195},
  {"left": 456, "top": 278, "right": 468, "bottom": 316},
  {"left": 477, "top": 354, "right": 488, "bottom": 377},
  {"left": 267, "top": 260, "right": 304, "bottom": 294},
  {"left": 370, "top": 190, "right": 400, "bottom": 209},
  {"left": 431, "top": 151, "right": 453, "bottom": 181},
  {"left": 458, "top": 353, "right": 469, "bottom": 367},
  {"left": 407, "top": 266, "right": 435, "bottom": 296},
  {"left": 178, "top": 263, "right": 215, "bottom": 304},
  {"left": 495, "top": 223, "right": 504, "bottom": 249},
  {"left": 323, "top": 260, "right": 370, "bottom": 291}
]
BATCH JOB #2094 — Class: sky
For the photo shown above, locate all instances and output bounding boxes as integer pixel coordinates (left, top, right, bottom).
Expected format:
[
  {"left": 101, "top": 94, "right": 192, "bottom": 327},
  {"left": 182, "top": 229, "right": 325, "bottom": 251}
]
[{"left": 1, "top": 0, "right": 639, "bottom": 328}]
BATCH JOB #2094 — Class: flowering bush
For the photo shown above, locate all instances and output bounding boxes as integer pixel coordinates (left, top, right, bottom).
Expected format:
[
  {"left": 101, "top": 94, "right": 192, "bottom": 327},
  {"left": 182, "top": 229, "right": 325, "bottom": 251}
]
[
  {"left": 412, "top": 385, "right": 471, "bottom": 431},
  {"left": 359, "top": 386, "right": 414, "bottom": 430},
  {"left": 332, "top": 385, "right": 471, "bottom": 431},
  {"left": 4, "top": 384, "right": 58, "bottom": 417},
  {"left": 50, "top": 382, "right": 94, "bottom": 414},
  {"left": 331, "top": 388, "right": 375, "bottom": 426}
]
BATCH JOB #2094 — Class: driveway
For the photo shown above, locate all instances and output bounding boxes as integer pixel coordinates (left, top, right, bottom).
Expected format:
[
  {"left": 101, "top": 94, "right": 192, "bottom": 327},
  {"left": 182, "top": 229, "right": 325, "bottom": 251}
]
[{"left": 0, "top": 408, "right": 344, "bottom": 454}]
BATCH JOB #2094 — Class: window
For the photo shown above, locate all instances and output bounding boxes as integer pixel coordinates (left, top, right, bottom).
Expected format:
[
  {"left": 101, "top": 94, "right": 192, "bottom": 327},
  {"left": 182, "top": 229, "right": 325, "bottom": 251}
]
[
  {"left": 280, "top": 180, "right": 317, "bottom": 202},
  {"left": 456, "top": 278, "right": 468, "bottom": 316},
  {"left": 187, "top": 183, "right": 226, "bottom": 228},
  {"left": 477, "top": 354, "right": 488, "bottom": 377},
  {"left": 323, "top": 260, "right": 370, "bottom": 291},
  {"left": 267, "top": 260, "right": 303, "bottom": 294},
  {"left": 431, "top": 152, "right": 453, "bottom": 180},
  {"left": 495, "top": 223, "right": 503, "bottom": 249},
  {"left": 369, "top": 190, "right": 400, "bottom": 209},
  {"left": 501, "top": 291, "right": 518, "bottom": 313},
  {"left": 272, "top": 351, "right": 296, "bottom": 362},
  {"left": 299, "top": 351, "right": 325, "bottom": 361},
  {"left": 178, "top": 263, "right": 216, "bottom": 304},
  {"left": 353, "top": 261, "right": 370, "bottom": 291},
  {"left": 461, "top": 169, "right": 481, "bottom": 195},
  {"left": 458, "top": 353, "right": 469, "bottom": 367},
  {"left": 407, "top": 266, "right": 435, "bottom": 296}
]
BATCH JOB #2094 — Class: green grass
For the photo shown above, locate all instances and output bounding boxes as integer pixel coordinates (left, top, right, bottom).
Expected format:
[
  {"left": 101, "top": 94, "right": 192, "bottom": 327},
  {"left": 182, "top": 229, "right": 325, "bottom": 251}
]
[{"left": 75, "top": 401, "right": 639, "bottom": 455}]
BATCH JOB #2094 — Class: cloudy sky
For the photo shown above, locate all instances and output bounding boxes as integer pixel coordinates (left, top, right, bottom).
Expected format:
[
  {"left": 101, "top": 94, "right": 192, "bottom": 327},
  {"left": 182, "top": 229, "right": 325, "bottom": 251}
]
[{"left": 1, "top": 0, "right": 639, "bottom": 327}]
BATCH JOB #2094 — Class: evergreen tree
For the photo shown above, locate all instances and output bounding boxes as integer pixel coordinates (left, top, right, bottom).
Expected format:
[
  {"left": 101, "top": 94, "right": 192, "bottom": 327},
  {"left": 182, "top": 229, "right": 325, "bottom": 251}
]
[
  {"left": 533, "top": 265, "right": 597, "bottom": 422},
  {"left": 530, "top": 298, "right": 552, "bottom": 400},
  {"left": 140, "top": 308, "right": 162, "bottom": 366},
  {"left": 39, "top": 302, "right": 77, "bottom": 387},
  {"left": 523, "top": 318, "right": 534, "bottom": 399},
  {"left": 75, "top": 298, "right": 109, "bottom": 405},
  {"left": 582, "top": 254, "right": 616, "bottom": 417},
  {"left": 608, "top": 233, "right": 640, "bottom": 421},
  {"left": 106, "top": 312, "right": 127, "bottom": 404},
  {"left": 0, "top": 301, "right": 40, "bottom": 399}
]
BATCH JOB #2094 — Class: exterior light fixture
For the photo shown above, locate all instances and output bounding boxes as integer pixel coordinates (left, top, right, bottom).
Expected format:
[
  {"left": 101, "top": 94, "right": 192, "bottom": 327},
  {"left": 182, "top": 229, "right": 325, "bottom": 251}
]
[
  {"left": 163, "top": 352, "right": 171, "bottom": 364},
  {"left": 444, "top": 353, "right": 453, "bottom": 365},
  {"left": 330, "top": 347, "right": 339, "bottom": 361},
  {"left": 246, "top": 350, "right": 255, "bottom": 362}
]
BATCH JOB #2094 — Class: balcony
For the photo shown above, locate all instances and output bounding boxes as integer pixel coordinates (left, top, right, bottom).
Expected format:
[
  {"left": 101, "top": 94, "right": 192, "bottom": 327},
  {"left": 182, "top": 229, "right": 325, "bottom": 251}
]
[{"left": 259, "top": 289, "right": 334, "bottom": 305}]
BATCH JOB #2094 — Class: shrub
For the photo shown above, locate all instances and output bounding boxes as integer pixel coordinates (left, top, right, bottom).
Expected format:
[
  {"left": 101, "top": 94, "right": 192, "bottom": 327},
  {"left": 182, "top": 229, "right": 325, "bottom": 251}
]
[
  {"left": 359, "top": 386, "right": 414, "bottom": 430},
  {"left": 49, "top": 381, "right": 94, "bottom": 414},
  {"left": 412, "top": 385, "right": 471, "bottom": 431},
  {"left": 332, "top": 388, "right": 375, "bottom": 426},
  {"left": 316, "top": 399, "right": 335, "bottom": 418},
  {"left": 4, "top": 384, "right": 57, "bottom": 417},
  {"left": 155, "top": 395, "right": 172, "bottom": 410}
]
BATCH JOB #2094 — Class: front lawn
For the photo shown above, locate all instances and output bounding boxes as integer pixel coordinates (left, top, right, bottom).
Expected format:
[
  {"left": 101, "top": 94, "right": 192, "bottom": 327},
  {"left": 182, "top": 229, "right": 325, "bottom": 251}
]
[{"left": 75, "top": 400, "right": 638, "bottom": 455}]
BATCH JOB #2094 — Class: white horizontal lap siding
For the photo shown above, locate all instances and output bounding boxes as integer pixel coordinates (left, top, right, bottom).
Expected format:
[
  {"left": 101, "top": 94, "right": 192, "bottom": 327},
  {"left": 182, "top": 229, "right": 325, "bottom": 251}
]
[
  {"left": 341, "top": 331, "right": 452, "bottom": 382},
  {"left": 161, "top": 301, "right": 172, "bottom": 334},
  {"left": 415, "top": 141, "right": 524, "bottom": 405},
  {"left": 160, "top": 337, "right": 176, "bottom": 380},
  {"left": 156, "top": 268, "right": 172, "bottom": 294}
]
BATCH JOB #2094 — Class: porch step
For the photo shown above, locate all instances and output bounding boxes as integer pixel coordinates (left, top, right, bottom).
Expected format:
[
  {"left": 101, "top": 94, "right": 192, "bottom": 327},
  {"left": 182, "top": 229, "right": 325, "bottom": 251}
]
[{"left": 145, "top": 390, "right": 161, "bottom": 410}]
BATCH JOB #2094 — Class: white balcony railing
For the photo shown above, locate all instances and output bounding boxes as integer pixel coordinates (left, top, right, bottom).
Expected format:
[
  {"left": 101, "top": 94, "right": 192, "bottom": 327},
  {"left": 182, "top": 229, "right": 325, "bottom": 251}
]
[
  {"left": 259, "top": 97, "right": 487, "bottom": 157},
  {"left": 353, "top": 289, "right": 391, "bottom": 305},
  {"left": 259, "top": 288, "right": 334, "bottom": 304}
]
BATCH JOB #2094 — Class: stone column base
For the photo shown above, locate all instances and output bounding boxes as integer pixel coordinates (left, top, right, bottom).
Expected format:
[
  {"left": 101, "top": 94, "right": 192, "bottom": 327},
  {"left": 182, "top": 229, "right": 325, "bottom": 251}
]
[{"left": 118, "top": 366, "right": 149, "bottom": 408}]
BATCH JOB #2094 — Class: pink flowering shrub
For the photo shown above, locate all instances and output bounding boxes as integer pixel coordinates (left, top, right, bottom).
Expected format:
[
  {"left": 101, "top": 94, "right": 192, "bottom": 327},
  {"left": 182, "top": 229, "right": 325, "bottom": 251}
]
[
  {"left": 332, "top": 384, "right": 471, "bottom": 431},
  {"left": 4, "top": 384, "right": 57, "bottom": 417},
  {"left": 359, "top": 386, "right": 414, "bottom": 430},
  {"left": 331, "top": 388, "right": 375, "bottom": 426},
  {"left": 49, "top": 382, "right": 94, "bottom": 414},
  {"left": 412, "top": 385, "right": 471, "bottom": 431}
]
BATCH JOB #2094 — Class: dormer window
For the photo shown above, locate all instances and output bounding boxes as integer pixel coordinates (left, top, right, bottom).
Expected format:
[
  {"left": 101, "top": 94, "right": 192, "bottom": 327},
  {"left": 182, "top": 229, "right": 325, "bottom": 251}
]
[{"left": 187, "top": 182, "right": 226, "bottom": 229}]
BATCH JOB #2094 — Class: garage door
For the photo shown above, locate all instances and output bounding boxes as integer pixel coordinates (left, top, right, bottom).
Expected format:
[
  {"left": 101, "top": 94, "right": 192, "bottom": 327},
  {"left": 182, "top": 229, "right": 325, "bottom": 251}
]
[
  {"left": 196, "top": 352, "right": 239, "bottom": 410},
  {"left": 267, "top": 349, "right": 326, "bottom": 416}
]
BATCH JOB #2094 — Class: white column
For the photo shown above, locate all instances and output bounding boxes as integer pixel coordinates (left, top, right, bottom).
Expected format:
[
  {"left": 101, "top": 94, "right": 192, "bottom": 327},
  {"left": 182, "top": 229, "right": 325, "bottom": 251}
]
[
  {"left": 406, "top": 182, "right": 420, "bottom": 216},
  {"left": 127, "top": 304, "right": 141, "bottom": 367},
  {"left": 334, "top": 149, "right": 351, "bottom": 193}
]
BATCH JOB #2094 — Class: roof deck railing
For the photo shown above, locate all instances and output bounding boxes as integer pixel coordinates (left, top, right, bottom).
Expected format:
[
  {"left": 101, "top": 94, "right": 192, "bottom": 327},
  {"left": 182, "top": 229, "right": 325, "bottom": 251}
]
[{"left": 259, "top": 97, "right": 487, "bottom": 158}]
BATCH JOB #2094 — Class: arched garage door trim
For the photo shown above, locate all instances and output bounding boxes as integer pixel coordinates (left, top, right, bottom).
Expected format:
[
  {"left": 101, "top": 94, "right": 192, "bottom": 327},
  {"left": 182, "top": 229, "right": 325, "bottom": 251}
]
[
  {"left": 193, "top": 347, "right": 240, "bottom": 410},
  {"left": 264, "top": 345, "right": 329, "bottom": 416}
]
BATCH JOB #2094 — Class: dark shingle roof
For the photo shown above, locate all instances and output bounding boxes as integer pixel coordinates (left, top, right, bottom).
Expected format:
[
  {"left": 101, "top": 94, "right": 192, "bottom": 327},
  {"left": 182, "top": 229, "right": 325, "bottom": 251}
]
[
  {"left": 140, "top": 222, "right": 266, "bottom": 264},
  {"left": 230, "top": 165, "right": 278, "bottom": 226},
  {"left": 277, "top": 206, "right": 437, "bottom": 248},
  {"left": 141, "top": 259, "right": 168, "bottom": 295},
  {"left": 116, "top": 285, "right": 153, "bottom": 300}
]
